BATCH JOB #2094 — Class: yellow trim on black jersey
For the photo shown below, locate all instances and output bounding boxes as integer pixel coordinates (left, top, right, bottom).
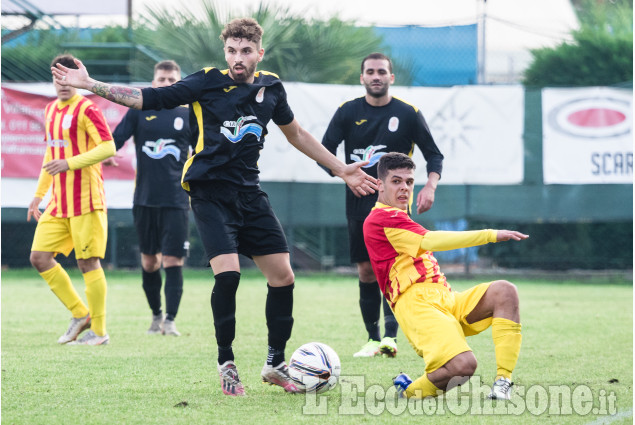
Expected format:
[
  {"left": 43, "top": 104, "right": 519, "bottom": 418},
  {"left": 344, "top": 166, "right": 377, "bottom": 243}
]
[
  {"left": 181, "top": 100, "right": 206, "bottom": 191},
  {"left": 340, "top": 96, "right": 365, "bottom": 109},
  {"left": 256, "top": 70, "right": 280, "bottom": 79},
  {"left": 393, "top": 96, "right": 419, "bottom": 113},
  {"left": 203, "top": 67, "right": 216, "bottom": 74}
]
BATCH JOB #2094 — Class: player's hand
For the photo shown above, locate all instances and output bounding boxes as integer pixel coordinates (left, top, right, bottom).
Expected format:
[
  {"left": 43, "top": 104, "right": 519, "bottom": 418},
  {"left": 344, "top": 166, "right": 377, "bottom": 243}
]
[
  {"left": 339, "top": 161, "right": 378, "bottom": 197},
  {"left": 102, "top": 154, "right": 121, "bottom": 167},
  {"left": 51, "top": 58, "right": 91, "bottom": 90},
  {"left": 43, "top": 159, "right": 70, "bottom": 176},
  {"left": 416, "top": 186, "right": 435, "bottom": 214},
  {"left": 496, "top": 230, "right": 529, "bottom": 242},
  {"left": 27, "top": 197, "right": 43, "bottom": 222}
]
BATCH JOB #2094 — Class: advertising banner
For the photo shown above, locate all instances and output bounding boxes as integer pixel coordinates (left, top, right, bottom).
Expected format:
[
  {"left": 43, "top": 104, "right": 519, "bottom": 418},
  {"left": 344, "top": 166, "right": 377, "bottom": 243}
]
[{"left": 542, "top": 87, "right": 633, "bottom": 184}]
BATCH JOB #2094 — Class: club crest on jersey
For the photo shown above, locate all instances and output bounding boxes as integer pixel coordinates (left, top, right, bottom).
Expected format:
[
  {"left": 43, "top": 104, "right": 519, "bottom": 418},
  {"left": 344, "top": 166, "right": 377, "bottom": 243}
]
[
  {"left": 256, "top": 87, "right": 265, "bottom": 103},
  {"left": 221, "top": 116, "right": 263, "bottom": 143},
  {"left": 350, "top": 145, "right": 387, "bottom": 167},
  {"left": 174, "top": 117, "right": 184, "bottom": 131},
  {"left": 142, "top": 138, "right": 180, "bottom": 160},
  {"left": 62, "top": 114, "right": 73, "bottom": 129},
  {"left": 388, "top": 116, "right": 399, "bottom": 132}
]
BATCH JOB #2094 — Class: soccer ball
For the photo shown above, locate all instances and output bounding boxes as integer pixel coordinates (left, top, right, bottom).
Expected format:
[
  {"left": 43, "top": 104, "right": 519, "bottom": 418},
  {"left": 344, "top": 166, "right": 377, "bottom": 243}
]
[{"left": 288, "top": 342, "right": 341, "bottom": 393}]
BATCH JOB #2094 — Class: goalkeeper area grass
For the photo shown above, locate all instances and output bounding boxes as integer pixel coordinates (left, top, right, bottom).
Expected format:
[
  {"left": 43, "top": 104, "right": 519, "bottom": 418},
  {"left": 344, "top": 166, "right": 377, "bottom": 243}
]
[{"left": 1, "top": 268, "right": 632, "bottom": 424}]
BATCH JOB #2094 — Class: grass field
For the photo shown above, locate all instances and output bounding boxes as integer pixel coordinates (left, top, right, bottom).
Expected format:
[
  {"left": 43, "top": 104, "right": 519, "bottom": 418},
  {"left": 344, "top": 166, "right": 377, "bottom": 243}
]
[{"left": 1, "top": 268, "right": 632, "bottom": 425}]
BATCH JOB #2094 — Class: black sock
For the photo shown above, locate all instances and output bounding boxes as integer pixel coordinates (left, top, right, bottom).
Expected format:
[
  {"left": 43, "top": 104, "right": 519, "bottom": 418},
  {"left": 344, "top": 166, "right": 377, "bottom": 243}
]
[
  {"left": 142, "top": 269, "right": 162, "bottom": 316},
  {"left": 267, "top": 346, "right": 285, "bottom": 366},
  {"left": 164, "top": 266, "right": 183, "bottom": 321},
  {"left": 359, "top": 281, "right": 381, "bottom": 341},
  {"left": 211, "top": 271, "right": 240, "bottom": 364},
  {"left": 383, "top": 297, "right": 398, "bottom": 339},
  {"left": 218, "top": 345, "right": 234, "bottom": 365},
  {"left": 265, "top": 283, "right": 294, "bottom": 365}
]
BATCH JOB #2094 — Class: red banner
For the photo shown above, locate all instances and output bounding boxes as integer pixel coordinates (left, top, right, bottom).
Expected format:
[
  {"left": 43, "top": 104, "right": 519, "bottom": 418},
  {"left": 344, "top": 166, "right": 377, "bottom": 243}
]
[{"left": 1, "top": 87, "right": 136, "bottom": 180}]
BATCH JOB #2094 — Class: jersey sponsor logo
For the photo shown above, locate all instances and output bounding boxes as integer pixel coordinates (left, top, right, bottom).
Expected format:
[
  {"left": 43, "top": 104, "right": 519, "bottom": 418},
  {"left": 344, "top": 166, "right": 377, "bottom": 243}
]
[
  {"left": 142, "top": 138, "right": 181, "bottom": 161},
  {"left": 47, "top": 138, "right": 69, "bottom": 148},
  {"left": 355, "top": 119, "right": 367, "bottom": 125},
  {"left": 220, "top": 116, "right": 263, "bottom": 143},
  {"left": 145, "top": 115, "right": 158, "bottom": 121},
  {"left": 351, "top": 144, "right": 387, "bottom": 168},
  {"left": 388, "top": 116, "right": 399, "bottom": 132},
  {"left": 256, "top": 87, "right": 265, "bottom": 103},
  {"left": 174, "top": 117, "right": 184, "bottom": 131},
  {"left": 62, "top": 114, "right": 73, "bottom": 129},
  {"left": 224, "top": 86, "right": 237, "bottom": 93}
]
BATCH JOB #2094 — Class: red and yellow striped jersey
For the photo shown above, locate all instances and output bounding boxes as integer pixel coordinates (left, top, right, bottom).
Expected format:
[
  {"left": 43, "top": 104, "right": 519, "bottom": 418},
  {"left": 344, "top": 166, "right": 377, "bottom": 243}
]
[
  {"left": 363, "top": 202, "right": 450, "bottom": 307},
  {"left": 37, "top": 94, "right": 113, "bottom": 217}
]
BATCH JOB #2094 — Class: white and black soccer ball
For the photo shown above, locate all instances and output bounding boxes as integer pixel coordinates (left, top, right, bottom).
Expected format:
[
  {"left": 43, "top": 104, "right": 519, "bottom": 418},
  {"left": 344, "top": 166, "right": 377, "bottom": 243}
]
[{"left": 288, "top": 342, "right": 341, "bottom": 393}]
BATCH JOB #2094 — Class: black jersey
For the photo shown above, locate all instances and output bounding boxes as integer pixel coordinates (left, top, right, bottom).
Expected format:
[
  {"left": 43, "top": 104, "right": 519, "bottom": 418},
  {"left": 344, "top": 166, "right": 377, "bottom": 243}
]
[
  {"left": 141, "top": 68, "right": 294, "bottom": 191},
  {"left": 113, "top": 106, "right": 192, "bottom": 209},
  {"left": 322, "top": 96, "right": 443, "bottom": 219}
]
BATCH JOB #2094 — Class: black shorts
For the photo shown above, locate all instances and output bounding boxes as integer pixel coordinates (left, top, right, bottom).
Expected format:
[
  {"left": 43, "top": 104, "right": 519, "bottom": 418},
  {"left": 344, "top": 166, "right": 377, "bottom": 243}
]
[
  {"left": 189, "top": 182, "right": 288, "bottom": 262},
  {"left": 133, "top": 205, "right": 190, "bottom": 257},
  {"left": 348, "top": 217, "right": 370, "bottom": 264}
]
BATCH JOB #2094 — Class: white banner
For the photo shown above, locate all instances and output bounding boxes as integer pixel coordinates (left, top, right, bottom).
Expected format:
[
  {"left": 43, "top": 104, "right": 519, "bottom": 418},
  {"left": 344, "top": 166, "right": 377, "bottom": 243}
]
[
  {"left": 261, "top": 83, "right": 525, "bottom": 185},
  {"left": 542, "top": 87, "right": 633, "bottom": 184},
  {"left": 2, "top": 83, "right": 525, "bottom": 208}
]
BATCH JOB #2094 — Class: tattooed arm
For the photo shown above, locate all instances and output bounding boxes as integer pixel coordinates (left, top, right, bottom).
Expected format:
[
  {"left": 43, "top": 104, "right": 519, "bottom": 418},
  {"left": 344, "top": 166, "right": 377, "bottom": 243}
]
[{"left": 52, "top": 58, "right": 143, "bottom": 109}]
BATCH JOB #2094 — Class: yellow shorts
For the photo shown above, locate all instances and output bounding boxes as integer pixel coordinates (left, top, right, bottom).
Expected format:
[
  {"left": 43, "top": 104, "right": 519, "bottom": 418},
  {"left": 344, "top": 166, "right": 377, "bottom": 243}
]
[
  {"left": 393, "top": 281, "right": 493, "bottom": 374},
  {"left": 31, "top": 210, "right": 108, "bottom": 259}
]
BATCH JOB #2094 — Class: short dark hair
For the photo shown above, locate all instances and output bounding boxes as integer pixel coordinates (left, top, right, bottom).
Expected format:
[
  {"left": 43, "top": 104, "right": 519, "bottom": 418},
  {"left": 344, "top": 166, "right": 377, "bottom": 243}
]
[
  {"left": 377, "top": 152, "right": 416, "bottom": 180},
  {"left": 154, "top": 60, "right": 180, "bottom": 74},
  {"left": 361, "top": 53, "right": 393, "bottom": 74},
  {"left": 50, "top": 54, "right": 78, "bottom": 70},
  {"left": 220, "top": 18, "right": 263, "bottom": 45}
]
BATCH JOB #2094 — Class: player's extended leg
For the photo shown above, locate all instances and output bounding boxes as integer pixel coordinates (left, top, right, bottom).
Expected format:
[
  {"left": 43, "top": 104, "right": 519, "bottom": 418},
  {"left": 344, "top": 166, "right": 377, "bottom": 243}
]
[
  {"left": 30, "top": 251, "right": 91, "bottom": 343},
  {"left": 253, "top": 252, "right": 300, "bottom": 393},
  {"left": 141, "top": 253, "right": 164, "bottom": 334},
  {"left": 210, "top": 253, "right": 244, "bottom": 396},
  {"left": 355, "top": 261, "right": 382, "bottom": 357},
  {"left": 162, "top": 255, "right": 184, "bottom": 336},
  {"left": 465, "top": 280, "right": 522, "bottom": 399},
  {"left": 380, "top": 297, "right": 399, "bottom": 357}
]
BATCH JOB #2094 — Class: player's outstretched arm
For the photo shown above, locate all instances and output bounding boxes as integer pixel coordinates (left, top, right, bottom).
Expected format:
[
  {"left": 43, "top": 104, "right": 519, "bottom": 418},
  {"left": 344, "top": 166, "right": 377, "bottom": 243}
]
[
  {"left": 496, "top": 230, "right": 529, "bottom": 242},
  {"left": 51, "top": 58, "right": 143, "bottom": 109},
  {"left": 279, "top": 119, "right": 378, "bottom": 197}
]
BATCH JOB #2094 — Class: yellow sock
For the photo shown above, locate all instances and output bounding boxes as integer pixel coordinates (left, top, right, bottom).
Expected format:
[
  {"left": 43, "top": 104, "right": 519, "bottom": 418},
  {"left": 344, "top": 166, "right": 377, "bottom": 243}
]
[
  {"left": 83, "top": 268, "right": 107, "bottom": 336},
  {"left": 492, "top": 317, "right": 522, "bottom": 380},
  {"left": 405, "top": 374, "right": 442, "bottom": 398},
  {"left": 40, "top": 264, "right": 89, "bottom": 318}
]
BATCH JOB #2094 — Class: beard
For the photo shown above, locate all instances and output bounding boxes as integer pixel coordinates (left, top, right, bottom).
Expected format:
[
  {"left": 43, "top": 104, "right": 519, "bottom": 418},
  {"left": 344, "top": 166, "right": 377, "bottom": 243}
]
[
  {"left": 365, "top": 82, "right": 389, "bottom": 98},
  {"left": 229, "top": 62, "right": 257, "bottom": 83}
]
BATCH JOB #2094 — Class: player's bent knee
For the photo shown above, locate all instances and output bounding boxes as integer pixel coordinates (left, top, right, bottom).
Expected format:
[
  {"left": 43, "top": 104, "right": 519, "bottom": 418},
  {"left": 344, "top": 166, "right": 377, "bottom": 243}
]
[
  {"left": 449, "top": 352, "right": 478, "bottom": 378},
  {"left": 492, "top": 280, "right": 518, "bottom": 302}
]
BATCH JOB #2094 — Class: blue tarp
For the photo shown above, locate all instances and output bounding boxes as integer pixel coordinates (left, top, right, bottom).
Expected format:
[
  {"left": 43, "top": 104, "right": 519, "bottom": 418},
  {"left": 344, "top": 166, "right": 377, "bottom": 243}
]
[{"left": 374, "top": 24, "right": 478, "bottom": 86}]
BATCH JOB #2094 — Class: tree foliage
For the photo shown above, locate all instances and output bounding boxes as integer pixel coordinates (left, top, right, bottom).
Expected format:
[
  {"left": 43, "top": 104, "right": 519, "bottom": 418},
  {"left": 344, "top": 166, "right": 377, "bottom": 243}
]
[
  {"left": 136, "top": 0, "right": 389, "bottom": 84},
  {"left": 523, "top": 0, "right": 633, "bottom": 87}
]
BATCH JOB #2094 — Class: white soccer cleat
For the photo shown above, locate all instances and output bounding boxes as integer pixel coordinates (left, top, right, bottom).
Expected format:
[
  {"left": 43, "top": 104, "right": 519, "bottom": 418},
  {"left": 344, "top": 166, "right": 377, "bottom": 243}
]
[
  {"left": 69, "top": 330, "right": 109, "bottom": 346},
  {"left": 488, "top": 377, "right": 513, "bottom": 400},
  {"left": 379, "top": 336, "right": 398, "bottom": 358},
  {"left": 57, "top": 314, "right": 91, "bottom": 344},
  {"left": 147, "top": 313, "right": 164, "bottom": 335},
  {"left": 162, "top": 319, "right": 181, "bottom": 336}
]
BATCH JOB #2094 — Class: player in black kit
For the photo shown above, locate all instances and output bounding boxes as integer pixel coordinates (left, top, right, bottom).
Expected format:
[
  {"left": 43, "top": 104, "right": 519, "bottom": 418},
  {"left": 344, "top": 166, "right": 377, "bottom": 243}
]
[
  {"left": 321, "top": 53, "right": 444, "bottom": 359},
  {"left": 110, "top": 60, "right": 193, "bottom": 337},
  {"left": 53, "top": 18, "right": 377, "bottom": 396}
]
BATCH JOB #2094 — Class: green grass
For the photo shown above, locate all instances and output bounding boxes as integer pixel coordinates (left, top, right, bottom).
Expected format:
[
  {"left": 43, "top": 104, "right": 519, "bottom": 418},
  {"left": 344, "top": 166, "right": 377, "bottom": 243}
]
[{"left": 2, "top": 269, "right": 632, "bottom": 424}]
